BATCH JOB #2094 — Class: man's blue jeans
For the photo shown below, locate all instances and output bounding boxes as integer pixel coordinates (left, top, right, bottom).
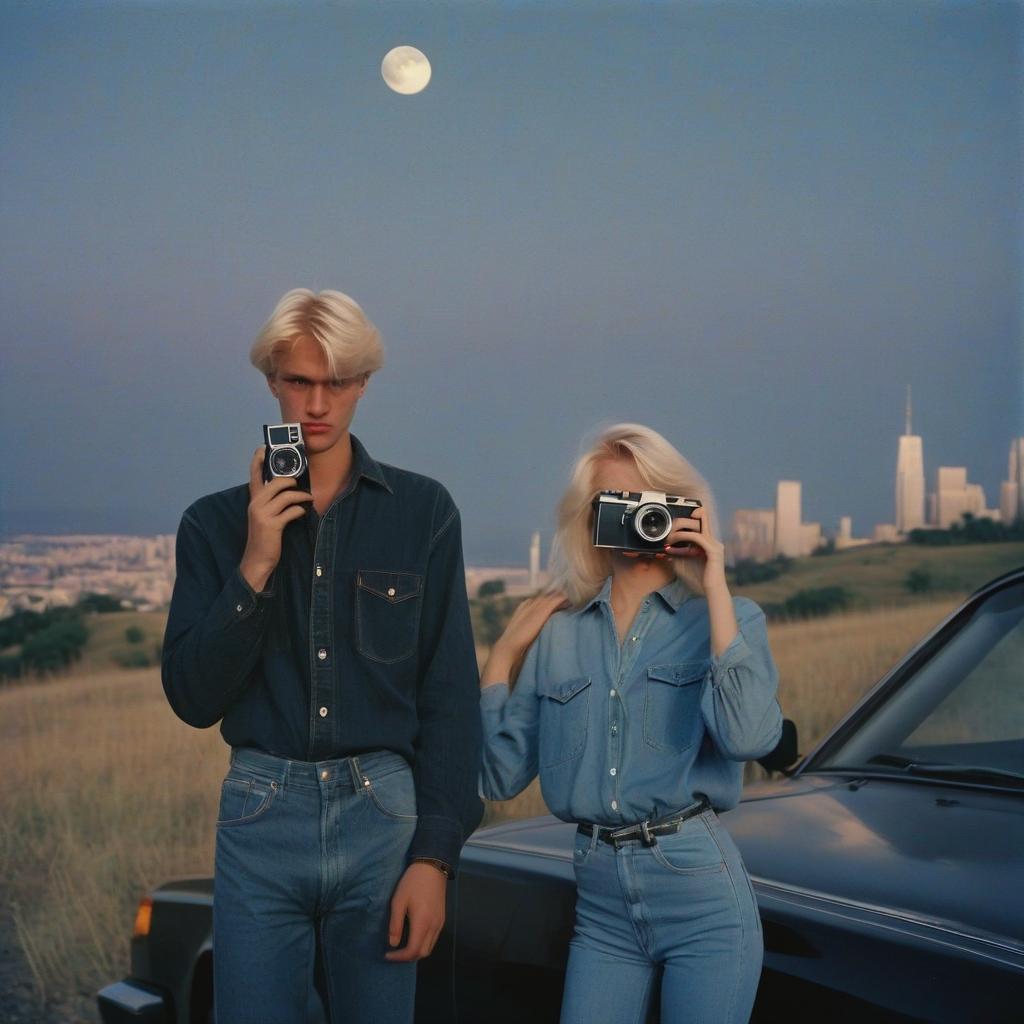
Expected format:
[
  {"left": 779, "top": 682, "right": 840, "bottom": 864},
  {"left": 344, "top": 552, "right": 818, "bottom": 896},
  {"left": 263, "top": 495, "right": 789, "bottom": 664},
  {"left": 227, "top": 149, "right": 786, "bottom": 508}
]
[
  {"left": 561, "top": 808, "right": 763, "bottom": 1024},
  {"left": 213, "top": 747, "right": 418, "bottom": 1024}
]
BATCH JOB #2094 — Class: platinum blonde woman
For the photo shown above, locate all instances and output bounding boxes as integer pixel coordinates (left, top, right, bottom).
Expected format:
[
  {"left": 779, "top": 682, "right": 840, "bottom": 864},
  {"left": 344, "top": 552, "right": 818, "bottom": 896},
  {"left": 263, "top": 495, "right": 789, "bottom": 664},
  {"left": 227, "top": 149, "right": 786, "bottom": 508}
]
[{"left": 479, "top": 423, "right": 782, "bottom": 1024}]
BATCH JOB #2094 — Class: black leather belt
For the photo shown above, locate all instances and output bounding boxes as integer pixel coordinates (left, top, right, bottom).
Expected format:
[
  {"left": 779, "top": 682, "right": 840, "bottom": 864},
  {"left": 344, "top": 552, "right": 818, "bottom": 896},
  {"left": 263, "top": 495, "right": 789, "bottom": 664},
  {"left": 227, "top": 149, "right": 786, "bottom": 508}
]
[{"left": 577, "top": 797, "right": 710, "bottom": 848}]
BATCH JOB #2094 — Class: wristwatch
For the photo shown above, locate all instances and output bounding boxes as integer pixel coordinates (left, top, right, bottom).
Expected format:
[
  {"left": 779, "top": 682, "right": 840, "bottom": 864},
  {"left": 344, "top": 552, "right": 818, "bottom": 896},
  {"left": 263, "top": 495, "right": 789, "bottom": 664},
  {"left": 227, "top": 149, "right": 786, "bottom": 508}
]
[{"left": 412, "top": 857, "right": 453, "bottom": 879}]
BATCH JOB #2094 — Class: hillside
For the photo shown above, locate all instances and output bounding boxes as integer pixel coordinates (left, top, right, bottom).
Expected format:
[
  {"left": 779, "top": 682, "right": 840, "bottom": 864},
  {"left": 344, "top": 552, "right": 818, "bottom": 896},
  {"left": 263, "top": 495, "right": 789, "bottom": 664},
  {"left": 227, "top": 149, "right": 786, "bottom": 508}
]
[{"left": 729, "top": 541, "right": 1024, "bottom": 612}]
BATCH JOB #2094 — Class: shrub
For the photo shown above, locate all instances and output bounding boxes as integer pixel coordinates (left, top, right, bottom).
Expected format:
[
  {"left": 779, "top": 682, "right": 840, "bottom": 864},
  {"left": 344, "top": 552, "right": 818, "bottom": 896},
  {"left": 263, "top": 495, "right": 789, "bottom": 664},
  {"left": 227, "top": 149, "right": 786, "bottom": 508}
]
[
  {"left": 905, "top": 567, "right": 934, "bottom": 594},
  {"left": 780, "top": 586, "right": 850, "bottom": 620}
]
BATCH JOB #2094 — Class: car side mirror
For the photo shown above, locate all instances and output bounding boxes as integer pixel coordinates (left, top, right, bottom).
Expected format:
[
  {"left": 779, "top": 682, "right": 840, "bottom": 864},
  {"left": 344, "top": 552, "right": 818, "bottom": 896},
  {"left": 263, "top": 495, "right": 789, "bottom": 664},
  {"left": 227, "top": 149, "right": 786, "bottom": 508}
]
[{"left": 756, "top": 718, "right": 800, "bottom": 775}]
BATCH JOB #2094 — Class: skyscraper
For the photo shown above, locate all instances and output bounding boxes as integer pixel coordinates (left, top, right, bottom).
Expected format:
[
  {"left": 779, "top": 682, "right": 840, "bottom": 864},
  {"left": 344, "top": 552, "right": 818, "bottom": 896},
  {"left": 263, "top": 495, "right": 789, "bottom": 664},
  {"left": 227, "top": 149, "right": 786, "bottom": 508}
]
[
  {"left": 528, "top": 530, "right": 541, "bottom": 591},
  {"left": 1004, "top": 438, "right": 1024, "bottom": 526},
  {"left": 774, "top": 481, "right": 802, "bottom": 557},
  {"left": 895, "top": 386, "right": 925, "bottom": 533}
]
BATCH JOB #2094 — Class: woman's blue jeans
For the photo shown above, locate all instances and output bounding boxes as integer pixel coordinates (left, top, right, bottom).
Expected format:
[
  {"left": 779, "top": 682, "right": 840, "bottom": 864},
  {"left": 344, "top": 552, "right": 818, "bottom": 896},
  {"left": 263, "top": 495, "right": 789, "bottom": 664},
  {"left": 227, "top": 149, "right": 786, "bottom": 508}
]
[
  {"left": 213, "top": 747, "right": 418, "bottom": 1024},
  {"left": 561, "top": 808, "right": 763, "bottom": 1024}
]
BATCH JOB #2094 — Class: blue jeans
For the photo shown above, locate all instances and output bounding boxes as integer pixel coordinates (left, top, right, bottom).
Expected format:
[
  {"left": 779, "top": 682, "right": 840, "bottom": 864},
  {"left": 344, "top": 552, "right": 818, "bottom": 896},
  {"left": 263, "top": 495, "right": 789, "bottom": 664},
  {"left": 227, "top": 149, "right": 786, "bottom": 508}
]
[
  {"left": 213, "top": 747, "right": 418, "bottom": 1024},
  {"left": 561, "top": 808, "right": 763, "bottom": 1024}
]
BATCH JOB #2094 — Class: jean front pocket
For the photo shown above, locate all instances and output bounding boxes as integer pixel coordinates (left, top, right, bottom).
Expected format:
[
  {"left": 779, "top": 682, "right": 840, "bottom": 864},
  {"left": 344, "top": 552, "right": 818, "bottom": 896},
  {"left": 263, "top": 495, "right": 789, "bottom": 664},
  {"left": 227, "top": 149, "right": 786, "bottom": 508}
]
[
  {"left": 643, "top": 662, "right": 706, "bottom": 753},
  {"left": 216, "top": 772, "right": 278, "bottom": 827},
  {"left": 649, "top": 820, "right": 726, "bottom": 875},
  {"left": 355, "top": 570, "right": 423, "bottom": 664},
  {"left": 359, "top": 763, "right": 418, "bottom": 821},
  {"left": 537, "top": 676, "right": 592, "bottom": 768}
]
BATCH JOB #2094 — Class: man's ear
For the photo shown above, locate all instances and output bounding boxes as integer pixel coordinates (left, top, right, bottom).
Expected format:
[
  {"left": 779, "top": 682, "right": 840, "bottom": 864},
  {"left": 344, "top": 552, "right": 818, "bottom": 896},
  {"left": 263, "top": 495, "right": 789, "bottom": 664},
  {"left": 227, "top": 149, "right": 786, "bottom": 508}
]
[{"left": 357, "top": 372, "right": 370, "bottom": 397}]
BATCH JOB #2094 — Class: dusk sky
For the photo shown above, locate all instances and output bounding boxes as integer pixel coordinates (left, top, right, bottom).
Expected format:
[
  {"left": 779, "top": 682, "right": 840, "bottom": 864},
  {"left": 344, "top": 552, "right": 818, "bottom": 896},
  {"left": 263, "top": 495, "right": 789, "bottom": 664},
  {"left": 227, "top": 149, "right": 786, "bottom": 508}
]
[{"left": 2, "top": 0, "right": 1020, "bottom": 565}]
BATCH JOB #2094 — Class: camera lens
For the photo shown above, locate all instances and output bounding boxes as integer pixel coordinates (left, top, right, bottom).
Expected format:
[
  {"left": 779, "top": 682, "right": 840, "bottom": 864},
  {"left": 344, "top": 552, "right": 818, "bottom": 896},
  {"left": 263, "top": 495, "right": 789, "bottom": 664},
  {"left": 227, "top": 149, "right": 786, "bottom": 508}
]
[
  {"left": 270, "top": 446, "right": 302, "bottom": 476},
  {"left": 634, "top": 503, "right": 672, "bottom": 543}
]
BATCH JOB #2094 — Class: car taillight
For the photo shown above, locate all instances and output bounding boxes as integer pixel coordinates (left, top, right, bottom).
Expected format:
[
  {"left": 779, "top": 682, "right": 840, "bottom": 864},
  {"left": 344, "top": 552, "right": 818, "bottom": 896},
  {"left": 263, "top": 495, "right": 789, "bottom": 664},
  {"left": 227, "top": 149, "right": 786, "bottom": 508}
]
[{"left": 132, "top": 896, "right": 153, "bottom": 938}]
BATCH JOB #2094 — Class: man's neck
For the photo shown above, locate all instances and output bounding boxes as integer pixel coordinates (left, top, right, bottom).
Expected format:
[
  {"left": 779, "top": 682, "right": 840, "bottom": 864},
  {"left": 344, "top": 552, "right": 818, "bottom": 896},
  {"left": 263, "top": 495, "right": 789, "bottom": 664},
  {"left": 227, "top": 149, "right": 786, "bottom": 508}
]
[{"left": 309, "top": 432, "right": 355, "bottom": 514}]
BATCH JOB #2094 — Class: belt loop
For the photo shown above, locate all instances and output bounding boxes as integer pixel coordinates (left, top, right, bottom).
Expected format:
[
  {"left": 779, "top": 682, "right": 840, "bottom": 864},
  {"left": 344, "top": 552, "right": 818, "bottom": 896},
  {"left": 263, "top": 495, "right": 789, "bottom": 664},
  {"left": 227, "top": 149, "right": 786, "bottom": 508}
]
[
  {"left": 348, "top": 754, "right": 364, "bottom": 791},
  {"left": 640, "top": 820, "right": 657, "bottom": 847}
]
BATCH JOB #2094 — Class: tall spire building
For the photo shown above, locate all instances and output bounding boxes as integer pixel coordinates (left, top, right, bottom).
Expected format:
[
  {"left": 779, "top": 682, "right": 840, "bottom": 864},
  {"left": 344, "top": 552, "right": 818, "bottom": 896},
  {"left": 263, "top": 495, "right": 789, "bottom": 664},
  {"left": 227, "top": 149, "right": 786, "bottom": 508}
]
[
  {"left": 895, "top": 386, "right": 925, "bottom": 533},
  {"left": 1003, "top": 438, "right": 1024, "bottom": 526}
]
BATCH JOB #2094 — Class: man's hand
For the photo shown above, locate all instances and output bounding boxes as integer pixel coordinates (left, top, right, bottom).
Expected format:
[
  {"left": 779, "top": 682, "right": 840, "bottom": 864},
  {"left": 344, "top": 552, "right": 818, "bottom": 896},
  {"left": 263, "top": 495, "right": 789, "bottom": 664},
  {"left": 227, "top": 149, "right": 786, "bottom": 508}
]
[
  {"left": 384, "top": 861, "right": 447, "bottom": 962},
  {"left": 239, "top": 447, "right": 313, "bottom": 592}
]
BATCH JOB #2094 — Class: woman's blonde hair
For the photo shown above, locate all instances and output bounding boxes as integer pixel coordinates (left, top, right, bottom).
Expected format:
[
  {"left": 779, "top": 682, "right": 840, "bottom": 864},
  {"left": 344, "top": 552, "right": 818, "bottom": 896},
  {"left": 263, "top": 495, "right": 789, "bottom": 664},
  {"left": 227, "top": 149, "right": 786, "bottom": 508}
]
[
  {"left": 548, "top": 423, "right": 718, "bottom": 607},
  {"left": 249, "top": 288, "right": 384, "bottom": 380}
]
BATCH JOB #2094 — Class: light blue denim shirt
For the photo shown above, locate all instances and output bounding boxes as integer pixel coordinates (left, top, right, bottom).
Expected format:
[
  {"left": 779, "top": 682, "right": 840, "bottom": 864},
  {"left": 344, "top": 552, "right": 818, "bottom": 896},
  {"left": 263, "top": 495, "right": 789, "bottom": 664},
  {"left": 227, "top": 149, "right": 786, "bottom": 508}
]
[{"left": 480, "top": 576, "right": 783, "bottom": 826}]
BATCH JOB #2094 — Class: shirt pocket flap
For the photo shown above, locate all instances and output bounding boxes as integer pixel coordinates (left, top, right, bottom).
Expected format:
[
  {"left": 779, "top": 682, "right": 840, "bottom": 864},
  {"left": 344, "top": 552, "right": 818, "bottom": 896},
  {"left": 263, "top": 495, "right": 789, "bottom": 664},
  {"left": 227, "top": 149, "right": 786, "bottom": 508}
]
[
  {"left": 647, "top": 662, "right": 706, "bottom": 687},
  {"left": 537, "top": 675, "right": 592, "bottom": 704},
  {"left": 357, "top": 570, "right": 423, "bottom": 604}
]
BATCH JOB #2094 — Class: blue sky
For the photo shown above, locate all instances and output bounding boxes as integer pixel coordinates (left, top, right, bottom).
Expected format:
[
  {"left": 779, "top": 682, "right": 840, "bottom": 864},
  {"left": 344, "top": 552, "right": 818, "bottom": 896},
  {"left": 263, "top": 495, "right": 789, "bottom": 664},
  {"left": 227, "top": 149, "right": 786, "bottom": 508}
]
[{"left": 2, "top": 0, "right": 1020, "bottom": 564}]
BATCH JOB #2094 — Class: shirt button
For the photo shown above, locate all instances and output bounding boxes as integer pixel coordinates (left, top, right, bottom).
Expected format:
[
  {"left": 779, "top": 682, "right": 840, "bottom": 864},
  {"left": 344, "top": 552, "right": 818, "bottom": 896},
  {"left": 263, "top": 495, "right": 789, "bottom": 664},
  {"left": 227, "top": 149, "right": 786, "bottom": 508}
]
[
  {"left": 610, "top": 689, "right": 616, "bottom": 697},
  {"left": 631, "top": 636, "right": 639, "bottom": 643},
  {"left": 387, "top": 587, "right": 396, "bottom": 598},
  {"left": 315, "top": 565, "right": 323, "bottom": 577},
  {"left": 611, "top": 800, "right": 619, "bottom": 811},
  {"left": 317, "top": 648, "right": 327, "bottom": 661},
  {"left": 320, "top": 769, "right": 329, "bottom": 781},
  {"left": 611, "top": 726, "right": 617, "bottom": 734},
  {"left": 610, "top": 768, "right": 617, "bottom": 777},
  {"left": 319, "top": 706, "right": 328, "bottom": 718},
  {"left": 236, "top": 604, "right": 243, "bottom": 613}
]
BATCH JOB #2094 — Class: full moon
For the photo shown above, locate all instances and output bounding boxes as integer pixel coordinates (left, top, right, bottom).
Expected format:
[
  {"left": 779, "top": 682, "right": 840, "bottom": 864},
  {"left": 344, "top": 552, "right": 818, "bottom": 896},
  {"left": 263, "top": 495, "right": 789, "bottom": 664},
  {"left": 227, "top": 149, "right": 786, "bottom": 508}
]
[{"left": 381, "top": 46, "right": 432, "bottom": 95}]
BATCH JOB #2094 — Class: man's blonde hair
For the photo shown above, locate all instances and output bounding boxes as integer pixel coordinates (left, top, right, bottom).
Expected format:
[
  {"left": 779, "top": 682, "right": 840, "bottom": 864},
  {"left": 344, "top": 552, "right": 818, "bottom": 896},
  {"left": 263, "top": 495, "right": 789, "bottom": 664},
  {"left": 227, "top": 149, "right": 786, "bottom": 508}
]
[{"left": 250, "top": 289, "right": 384, "bottom": 379}]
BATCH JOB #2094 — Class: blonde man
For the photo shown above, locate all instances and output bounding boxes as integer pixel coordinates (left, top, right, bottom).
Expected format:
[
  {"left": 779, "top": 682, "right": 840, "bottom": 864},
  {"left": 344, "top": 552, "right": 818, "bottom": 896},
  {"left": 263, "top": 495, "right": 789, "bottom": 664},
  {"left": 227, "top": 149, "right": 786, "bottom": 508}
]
[{"left": 163, "top": 289, "right": 482, "bottom": 1024}]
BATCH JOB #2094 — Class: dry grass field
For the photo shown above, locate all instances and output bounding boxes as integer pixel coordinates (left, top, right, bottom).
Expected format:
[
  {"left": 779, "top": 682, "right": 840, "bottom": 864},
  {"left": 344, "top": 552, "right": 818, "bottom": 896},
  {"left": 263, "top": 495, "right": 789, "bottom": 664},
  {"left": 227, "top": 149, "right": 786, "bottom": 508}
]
[{"left": 0, "top": 596, "right": 962, "bottom": 1020}]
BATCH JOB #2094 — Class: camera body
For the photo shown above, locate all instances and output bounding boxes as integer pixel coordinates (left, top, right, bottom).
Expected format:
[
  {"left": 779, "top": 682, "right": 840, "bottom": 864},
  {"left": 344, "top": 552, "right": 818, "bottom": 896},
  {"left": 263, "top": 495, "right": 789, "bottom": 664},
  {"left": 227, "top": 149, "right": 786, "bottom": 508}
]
[
  {"left": 262, "top": 423, "right": 311, "bottom": 495},
  {"left": 592, "top": 490, "right": 702, "bottom": 553}
]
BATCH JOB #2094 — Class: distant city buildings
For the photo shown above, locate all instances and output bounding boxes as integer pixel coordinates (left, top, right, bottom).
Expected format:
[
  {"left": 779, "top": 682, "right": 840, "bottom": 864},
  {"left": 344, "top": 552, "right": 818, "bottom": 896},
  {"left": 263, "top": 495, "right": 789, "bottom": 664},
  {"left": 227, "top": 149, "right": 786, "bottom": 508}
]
[
  {"left": 727, "top": 392, "right": 1021, "bottom": 565},
  {"left": 0, "top": 534, "right": 176, "bottom": 615},
  {"left": 5, "top": 420, "right": 1023, "bottom": 614}
]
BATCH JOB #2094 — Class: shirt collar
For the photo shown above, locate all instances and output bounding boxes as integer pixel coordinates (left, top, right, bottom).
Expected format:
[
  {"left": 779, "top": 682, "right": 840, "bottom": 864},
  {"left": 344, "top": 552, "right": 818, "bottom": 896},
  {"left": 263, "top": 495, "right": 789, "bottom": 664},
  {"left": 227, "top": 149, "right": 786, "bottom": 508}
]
[
  {"left": 349, "top": 433, "right": 393, "bottom": 494},
  {"left": 581, "top": 574, "right": 690, "bottom": 614}
]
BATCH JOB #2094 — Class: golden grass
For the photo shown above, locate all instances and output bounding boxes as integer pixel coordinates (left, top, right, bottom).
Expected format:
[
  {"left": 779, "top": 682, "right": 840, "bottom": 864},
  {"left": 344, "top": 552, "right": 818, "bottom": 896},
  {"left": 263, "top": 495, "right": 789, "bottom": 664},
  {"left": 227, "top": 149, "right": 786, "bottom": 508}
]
[{"left": 0, "top": 596, "right": 962, "bottom": 1015}]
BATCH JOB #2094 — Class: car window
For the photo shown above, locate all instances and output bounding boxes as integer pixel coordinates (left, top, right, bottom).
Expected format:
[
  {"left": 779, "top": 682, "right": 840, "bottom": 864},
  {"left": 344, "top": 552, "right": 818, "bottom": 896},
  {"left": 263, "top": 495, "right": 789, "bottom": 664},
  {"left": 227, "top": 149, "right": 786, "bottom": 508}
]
[{"left": 817, "top": 580, "right": 1024, "bottom": 781}]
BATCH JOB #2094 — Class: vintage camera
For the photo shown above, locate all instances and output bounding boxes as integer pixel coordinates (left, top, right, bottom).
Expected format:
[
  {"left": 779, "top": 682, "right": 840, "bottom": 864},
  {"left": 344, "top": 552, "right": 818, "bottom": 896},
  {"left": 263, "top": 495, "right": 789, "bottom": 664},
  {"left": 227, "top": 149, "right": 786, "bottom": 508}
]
[
  {"left": 592, "top": 490, "right": 702, "bottom": 553},
  {"left": 262, "top": 423, "right": 311, "bottom": 494}
]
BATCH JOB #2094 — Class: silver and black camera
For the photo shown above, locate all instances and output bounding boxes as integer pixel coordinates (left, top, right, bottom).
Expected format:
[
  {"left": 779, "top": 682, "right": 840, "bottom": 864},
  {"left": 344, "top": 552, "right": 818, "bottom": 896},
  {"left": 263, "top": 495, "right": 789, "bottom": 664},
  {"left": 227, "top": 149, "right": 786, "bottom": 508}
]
[
  {"left": 592, "top": 490, "right": 702, "bottom": 553},
  {"left": 262, "top": 422, "right": 311, "bottom": 493}
]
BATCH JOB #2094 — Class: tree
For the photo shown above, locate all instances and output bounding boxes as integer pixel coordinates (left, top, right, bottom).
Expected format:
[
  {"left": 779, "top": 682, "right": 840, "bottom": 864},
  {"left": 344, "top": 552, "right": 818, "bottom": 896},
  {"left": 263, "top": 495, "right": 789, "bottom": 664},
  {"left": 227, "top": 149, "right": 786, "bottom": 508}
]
[
  {"left": 478, "top": 579, "right": 506, "bottom": 599},
  {"left": 125, "top": 626, "right": 145, "bottom": 644}
]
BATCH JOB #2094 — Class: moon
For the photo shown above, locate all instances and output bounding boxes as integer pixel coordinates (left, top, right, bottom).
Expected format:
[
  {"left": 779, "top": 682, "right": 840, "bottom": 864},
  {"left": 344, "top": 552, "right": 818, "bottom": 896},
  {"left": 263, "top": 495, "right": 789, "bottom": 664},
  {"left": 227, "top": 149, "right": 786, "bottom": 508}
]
[{"left": 381, "top": 46, "right": 432, "bottom": 95}]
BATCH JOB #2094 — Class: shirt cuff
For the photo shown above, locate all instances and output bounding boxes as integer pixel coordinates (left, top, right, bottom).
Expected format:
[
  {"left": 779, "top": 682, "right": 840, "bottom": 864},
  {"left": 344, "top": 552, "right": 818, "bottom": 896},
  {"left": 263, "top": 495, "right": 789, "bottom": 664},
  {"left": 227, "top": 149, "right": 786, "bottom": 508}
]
[
  {"left": 709, "top": 627, "right": 753, "bottom": 681},
  {"left": 224, "top": 567, "right": 275, "bottom": 620},
  {"left": 408, "top": 816, "right": 465, "bottom": 876}
]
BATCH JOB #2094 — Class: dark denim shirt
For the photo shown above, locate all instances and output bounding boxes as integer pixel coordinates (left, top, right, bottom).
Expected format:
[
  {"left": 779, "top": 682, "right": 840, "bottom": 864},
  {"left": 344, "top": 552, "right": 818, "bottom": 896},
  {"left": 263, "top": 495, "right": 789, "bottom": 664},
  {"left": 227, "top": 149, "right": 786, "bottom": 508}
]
[
  {"left": 480, "top": 577, "right": 782, "bottom": 825},
  {"left": 162, "top": 434, "right": 484, "bottom": 870}
]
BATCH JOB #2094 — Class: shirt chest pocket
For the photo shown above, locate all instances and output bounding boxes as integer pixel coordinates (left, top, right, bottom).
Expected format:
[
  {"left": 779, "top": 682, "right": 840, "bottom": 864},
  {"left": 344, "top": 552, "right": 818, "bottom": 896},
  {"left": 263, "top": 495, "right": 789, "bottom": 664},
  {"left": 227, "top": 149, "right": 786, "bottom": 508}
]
[
  {"left": 644, "top": 662, "right": 706, "bottom": 754},
  {"left": 536, "top": 675, "right": 592, "bottom": 769},
  {"left": 355, "top": 570, "right": 423, "bottom": 664}
]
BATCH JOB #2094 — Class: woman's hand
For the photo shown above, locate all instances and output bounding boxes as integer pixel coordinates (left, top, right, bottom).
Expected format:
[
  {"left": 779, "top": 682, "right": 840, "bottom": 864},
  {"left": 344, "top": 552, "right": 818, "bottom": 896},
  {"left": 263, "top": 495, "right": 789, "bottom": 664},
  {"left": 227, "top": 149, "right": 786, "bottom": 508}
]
[
  {"left": 663, "top": 506, "right": 728, "bottom": 592},
  {"left": 481, "top": 591, "right": 569, "bottom": 689}
]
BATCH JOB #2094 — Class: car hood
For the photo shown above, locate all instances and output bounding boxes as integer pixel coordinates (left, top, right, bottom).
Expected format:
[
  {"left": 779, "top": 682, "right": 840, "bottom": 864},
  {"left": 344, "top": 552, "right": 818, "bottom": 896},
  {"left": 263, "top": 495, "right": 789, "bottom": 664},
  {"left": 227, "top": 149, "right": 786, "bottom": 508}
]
[{"left": 725, "top": 773, "right": 1024, "bottom": 944}]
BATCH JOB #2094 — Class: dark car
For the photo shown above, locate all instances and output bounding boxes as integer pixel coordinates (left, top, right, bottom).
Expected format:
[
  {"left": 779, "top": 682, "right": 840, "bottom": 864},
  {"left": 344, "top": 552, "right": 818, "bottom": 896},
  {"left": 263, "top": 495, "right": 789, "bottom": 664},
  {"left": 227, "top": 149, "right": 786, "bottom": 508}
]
[{"left": 99, "top": 567, "right": 1024, "bottom": 1024}]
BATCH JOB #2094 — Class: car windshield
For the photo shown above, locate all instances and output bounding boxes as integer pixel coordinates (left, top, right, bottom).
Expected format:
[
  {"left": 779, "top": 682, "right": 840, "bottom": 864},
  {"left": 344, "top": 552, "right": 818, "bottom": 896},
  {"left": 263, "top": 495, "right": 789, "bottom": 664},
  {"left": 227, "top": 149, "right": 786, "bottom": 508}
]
[{"left": 816, "top": 579, "right": 1024, "bottom": 786}]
